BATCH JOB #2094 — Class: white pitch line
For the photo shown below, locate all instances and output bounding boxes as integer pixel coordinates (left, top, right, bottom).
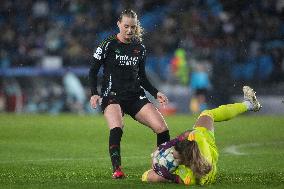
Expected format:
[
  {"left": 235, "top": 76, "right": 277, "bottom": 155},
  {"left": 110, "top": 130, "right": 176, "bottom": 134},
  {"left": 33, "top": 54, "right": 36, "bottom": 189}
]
[
  {"left": 223, "top": 141, "right": 284, "bottom": 156},
  {"left": 223, "top": 143, "right": 261, "bottom": 155},
  {"left": 223, "top": 145, "right": 246, "bottom": 155}
]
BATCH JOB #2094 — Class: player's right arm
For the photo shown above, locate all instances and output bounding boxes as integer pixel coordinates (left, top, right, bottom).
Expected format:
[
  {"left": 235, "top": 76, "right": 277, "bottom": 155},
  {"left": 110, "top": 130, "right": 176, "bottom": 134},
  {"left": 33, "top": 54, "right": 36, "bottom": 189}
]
[{"left": 89, "top": 39, "right": 109, "bottom": 109}]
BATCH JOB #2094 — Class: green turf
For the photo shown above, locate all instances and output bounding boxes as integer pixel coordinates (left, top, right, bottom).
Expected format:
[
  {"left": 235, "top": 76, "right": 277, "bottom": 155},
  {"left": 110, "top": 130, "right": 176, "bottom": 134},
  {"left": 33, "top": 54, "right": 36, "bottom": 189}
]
[{"left": 0, "top": 113, "right": 284, "bottom": 189}]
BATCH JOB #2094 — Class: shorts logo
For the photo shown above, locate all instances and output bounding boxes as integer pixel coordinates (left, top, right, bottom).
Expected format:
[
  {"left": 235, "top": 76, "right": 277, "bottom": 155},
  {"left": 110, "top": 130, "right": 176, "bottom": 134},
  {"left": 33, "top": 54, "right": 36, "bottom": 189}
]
[
  {"left": 96, "top": 47, "right": 102, "bottom": 54},
  {"left": 93, "top": 47, "right": 103, "bottom": 60},
  {"left": 139, "top": 96, "right": 146, "bottom": 100}
]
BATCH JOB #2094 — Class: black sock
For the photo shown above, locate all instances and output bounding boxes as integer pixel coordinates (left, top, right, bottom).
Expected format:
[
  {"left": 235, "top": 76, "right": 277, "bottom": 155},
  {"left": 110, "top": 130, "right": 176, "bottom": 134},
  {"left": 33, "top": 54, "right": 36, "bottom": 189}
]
[
  {"left": 157, "top": 130, "right": 170, "bottom": 146},
  {"left": 109, "top": 127, "right": 123, "bottom": 172}
]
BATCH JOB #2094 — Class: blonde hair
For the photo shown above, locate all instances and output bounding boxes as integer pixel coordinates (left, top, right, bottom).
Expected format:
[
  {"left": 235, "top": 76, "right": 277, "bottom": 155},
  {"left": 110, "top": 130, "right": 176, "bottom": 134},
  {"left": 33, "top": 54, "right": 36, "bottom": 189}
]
[
  {"left": 118, "top": 9, "right": 144, "bottom": 42},
  {"left": 175, "top": 140, "right": 211, "bottom": 179}
]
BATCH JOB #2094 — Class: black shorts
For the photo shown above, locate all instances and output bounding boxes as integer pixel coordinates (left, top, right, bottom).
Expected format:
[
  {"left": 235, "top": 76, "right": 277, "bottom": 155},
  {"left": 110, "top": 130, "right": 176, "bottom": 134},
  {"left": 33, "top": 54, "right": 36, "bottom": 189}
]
[{"left": 101, "top": 94, "right": 151, "bottom": 118}]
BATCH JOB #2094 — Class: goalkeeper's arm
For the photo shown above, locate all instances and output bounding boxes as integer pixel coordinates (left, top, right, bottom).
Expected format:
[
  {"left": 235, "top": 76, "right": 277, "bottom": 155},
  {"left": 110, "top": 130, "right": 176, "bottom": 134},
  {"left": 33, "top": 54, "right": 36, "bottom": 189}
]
[{"left": 157, "top": 130, "right": 191, "bottom": 151}]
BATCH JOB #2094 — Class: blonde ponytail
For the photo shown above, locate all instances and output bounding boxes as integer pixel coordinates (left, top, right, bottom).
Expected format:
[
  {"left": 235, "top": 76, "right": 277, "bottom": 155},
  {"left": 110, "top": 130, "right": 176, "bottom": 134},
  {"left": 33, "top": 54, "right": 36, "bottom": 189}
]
[{"left": 175, "top": 140, "right": 212, "bottom": 179}]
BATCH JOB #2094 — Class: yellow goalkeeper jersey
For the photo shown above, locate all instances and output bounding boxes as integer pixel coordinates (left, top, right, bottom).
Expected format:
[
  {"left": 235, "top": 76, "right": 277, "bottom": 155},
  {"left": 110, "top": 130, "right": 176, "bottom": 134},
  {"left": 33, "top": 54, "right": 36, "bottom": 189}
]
[{"left": 173, "top": 126, "right": 219, "bottom": 185}]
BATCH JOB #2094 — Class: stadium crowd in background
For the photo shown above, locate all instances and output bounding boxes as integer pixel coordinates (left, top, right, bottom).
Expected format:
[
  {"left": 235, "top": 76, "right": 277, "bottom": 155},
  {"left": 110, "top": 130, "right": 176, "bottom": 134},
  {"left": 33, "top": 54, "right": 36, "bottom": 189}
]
[{"left": 0, "top": 0, "right": 284, "bottom": 113}]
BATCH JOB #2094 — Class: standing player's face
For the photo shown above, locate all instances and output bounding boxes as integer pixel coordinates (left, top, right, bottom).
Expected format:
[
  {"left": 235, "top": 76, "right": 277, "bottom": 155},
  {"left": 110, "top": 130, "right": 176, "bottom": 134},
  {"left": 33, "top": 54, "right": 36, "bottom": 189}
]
[{"left": 117, "top": 16, "right": 137, "bottom": 41}]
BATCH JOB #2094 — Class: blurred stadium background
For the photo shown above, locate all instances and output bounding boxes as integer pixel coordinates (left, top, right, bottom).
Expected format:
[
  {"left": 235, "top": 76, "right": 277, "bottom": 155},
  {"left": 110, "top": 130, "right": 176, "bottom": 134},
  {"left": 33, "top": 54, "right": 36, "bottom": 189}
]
[
  {"left": 1, "top": 1, "right": 284, "bottom": 188},
  {"left": 0, "top": 0, "right": 284, "bottom": 115}
]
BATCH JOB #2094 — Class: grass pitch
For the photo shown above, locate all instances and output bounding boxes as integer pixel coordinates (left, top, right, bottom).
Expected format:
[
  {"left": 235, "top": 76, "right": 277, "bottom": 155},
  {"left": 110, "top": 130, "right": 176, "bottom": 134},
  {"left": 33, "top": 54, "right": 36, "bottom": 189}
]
[{"left": 0, "top": 113, "right": 284, "bottom": 189}]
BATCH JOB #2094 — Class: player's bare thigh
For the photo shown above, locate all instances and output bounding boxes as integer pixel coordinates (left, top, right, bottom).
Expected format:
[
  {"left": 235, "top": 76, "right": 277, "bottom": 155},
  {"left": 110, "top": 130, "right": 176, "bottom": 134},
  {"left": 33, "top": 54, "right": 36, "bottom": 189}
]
[
  {"left": 194, "top": 115, "right": 214, "bottom": 131},
  {"left": 135, "top": 103, "right": 168, "bottom": 133}
]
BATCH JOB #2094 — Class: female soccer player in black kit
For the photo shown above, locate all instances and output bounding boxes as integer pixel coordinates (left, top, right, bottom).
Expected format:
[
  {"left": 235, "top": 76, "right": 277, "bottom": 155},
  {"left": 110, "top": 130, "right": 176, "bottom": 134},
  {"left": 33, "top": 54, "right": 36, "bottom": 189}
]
[{"left": 89, "top": 9, "right": 170, "bottom": 179}]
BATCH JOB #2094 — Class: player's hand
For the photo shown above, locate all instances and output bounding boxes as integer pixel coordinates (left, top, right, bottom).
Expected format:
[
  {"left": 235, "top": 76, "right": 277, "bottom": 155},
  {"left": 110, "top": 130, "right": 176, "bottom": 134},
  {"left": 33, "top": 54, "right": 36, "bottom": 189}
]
[
  {"left": 90, "top": 95, "right": 101, "bottom": 109},
  {"left": 157, "top": 92, "right": 168, "bottom": 107}
]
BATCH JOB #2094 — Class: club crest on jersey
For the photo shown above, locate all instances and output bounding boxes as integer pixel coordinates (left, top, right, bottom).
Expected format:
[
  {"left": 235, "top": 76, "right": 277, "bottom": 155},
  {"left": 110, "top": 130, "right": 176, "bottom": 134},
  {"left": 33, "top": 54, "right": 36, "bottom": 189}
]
[
  {"left": 133, "top": 49, "right": 140, "bottom": 54},
  {"left": 115, "top": 54, "right": 138, "bottom": 66},
  {"left": 115, "top": 49, "right": 121, "bottom": 54},
  {"left": 93, "top": 47, "right": 103, "bottom": 60}
]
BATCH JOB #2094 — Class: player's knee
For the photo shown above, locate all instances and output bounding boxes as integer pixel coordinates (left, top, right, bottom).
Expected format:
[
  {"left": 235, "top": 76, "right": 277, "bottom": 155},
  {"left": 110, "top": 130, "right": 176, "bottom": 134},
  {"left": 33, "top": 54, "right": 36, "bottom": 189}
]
[{"left": 199, "top": 110, "right": 214, "bottom": 121}]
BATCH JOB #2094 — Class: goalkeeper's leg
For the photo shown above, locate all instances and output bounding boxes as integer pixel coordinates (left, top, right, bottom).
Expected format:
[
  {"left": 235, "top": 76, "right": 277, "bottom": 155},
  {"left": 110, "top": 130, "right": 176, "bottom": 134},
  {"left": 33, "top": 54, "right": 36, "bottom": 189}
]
[
  {"left": 142, "top": 169, "right": 173, "bottom": 183},
  {"left": 194, "top": 86, "right": 261, "bottom": 131}
]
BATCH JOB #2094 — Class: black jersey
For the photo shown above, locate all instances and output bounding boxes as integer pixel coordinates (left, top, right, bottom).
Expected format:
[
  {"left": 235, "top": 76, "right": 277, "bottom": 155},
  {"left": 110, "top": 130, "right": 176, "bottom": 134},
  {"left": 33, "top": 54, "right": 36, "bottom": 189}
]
[{"left": 89, "top": 35, "right": 158, "bottom": 100}]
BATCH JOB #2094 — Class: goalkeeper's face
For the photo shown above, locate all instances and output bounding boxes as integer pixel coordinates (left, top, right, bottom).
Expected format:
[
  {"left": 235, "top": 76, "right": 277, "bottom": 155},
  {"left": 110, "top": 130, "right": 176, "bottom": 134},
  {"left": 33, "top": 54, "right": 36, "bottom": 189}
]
[{"left": 173, "top": 149, "right": 181, "bottom": 162}]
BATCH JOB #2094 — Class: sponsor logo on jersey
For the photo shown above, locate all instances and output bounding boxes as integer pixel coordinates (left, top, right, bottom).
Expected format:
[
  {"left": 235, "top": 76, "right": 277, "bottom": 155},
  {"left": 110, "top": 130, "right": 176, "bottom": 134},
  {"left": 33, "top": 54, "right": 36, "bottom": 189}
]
[
  {"left": 115, "top": 54, "right": 139, "bottom": 66},
  {"left": 93, "top": 47, "right": 103, "bottom": 60}
]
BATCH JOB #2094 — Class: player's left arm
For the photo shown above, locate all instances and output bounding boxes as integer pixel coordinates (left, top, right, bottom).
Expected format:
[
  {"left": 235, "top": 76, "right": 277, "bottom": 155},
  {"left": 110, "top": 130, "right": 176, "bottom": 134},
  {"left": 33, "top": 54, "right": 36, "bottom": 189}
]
[
  {"left": 138, "top": 46, "right": 169, "bottom": 105},
  {"left": 138, "top": 46, "right": 159, "bottom": 98}
]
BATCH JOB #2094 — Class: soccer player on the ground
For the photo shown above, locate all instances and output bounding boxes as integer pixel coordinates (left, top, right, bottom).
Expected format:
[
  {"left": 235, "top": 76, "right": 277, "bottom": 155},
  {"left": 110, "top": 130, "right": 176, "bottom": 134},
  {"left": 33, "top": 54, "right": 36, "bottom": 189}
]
[
  {"left": 142, "top": 86, "right": 261, "bottom": 185},
  {"left": 89, "top": 9, "right": 170, "bottom": 179}
]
